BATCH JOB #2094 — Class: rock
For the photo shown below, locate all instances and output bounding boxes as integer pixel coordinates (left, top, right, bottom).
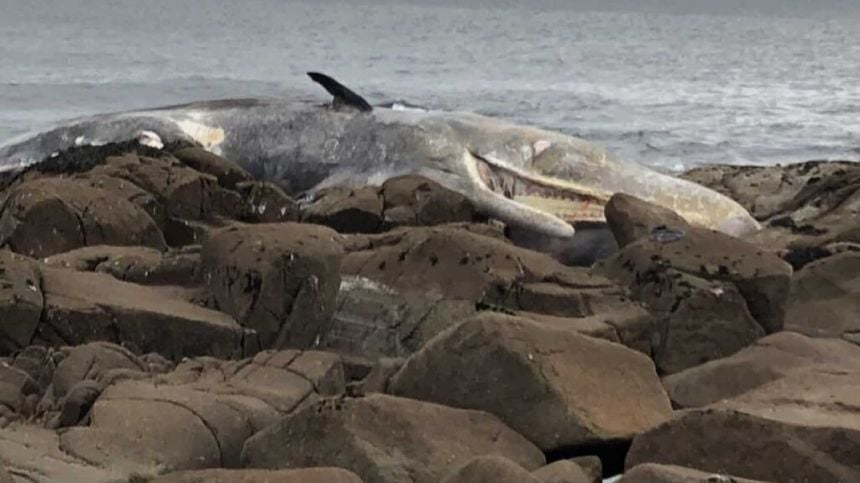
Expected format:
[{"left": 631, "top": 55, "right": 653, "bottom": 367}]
[
  {"left": 201, "top": 223, "right": 344, "bottom": 349},
  {"left": 663, "top": 331, "right": 860, "bottom": 408},
  {"left": 302, "top": 186, "right": 384, "bottom": 233},
  {"left": 680, "top": 161, "right": 860, "bottom": 220},
  {"left": 570, "top": 456, "right": 602, "bottom": 483},
  {"left": 784, "top": 251, "right": 860, "bottom": 341},
  {"left": 626, "top": 370, "right": 860, "bottom": 483},
  {"left": 604, "top": 193, "right": 690, "bottom": 248},
  {"left": 598, "top": 225, "right": 791, "bottom": 334},
  {"left": 379, "top": 175, "right": 478, "bottom": 228},
  {"left": 236, "top": 181, "right": 299, "bottom": 223},
  {"left": 0, "top": 464, "right": 11, "bottom": 483},
  {"left": 0, "top": 424, "right": 123, "bottom": 482},
  {"left": 45, "top": 245, "right": 201, "bottom": 286},
  {"left": 530, "top": 460, "right": 591, "bottom": 483},
  {"left": 619, "top": 463, "right": 770, "bottom": 483},
  {"left": 151, "top": 467, "right": 365, "bottom": 483},
  {"left": 172, "top": 146, "right": 253, "bottom": 190},
  {"left": 389, "top": 313, "right": 672, "bottom": 452},
  {"left": 595, "top": 226, "right": 793, "bottom": 373},
  {"left": 38, "top": 266, "right": 243, "bottom": 359},
  {"left": 53, "top": 349, "right": 346, "bottom": 475},
  {"left": 301, "top": 176, "right": 479, "bottom": 235},
  {"left": 241, "top": 393, "right": 546, "bottom": 483},
  {"left": 52, "top": 342, "right": 145, "bottom": 399},
  {"left": 0, "top": 250, "right": 44, "bottom": 354},
  {"left": 685, "top": 161, "right": 860, "bottom": 265},
  {"left": 442, "top": 455, "right": 540, "bottom": 483},
  {"left": 326, "top": 226, "right": 652, "bottom": 358},
  {"left": 54, "top": 379, "right": 101, "bottom": 428},
  {"left": 0, "top": 178, "right": 166, "bottom": 258}
]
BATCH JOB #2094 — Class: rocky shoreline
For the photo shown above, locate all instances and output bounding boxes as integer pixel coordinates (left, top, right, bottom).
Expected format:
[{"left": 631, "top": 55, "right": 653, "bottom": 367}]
[{"left": 0, "top": 142, "right": 858, "bottom": 482}]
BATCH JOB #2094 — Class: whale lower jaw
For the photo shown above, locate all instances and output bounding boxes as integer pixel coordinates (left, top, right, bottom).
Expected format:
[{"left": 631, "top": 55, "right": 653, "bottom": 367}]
[{"left": 463, "top": 150, "right": 612, "bottom": 238}]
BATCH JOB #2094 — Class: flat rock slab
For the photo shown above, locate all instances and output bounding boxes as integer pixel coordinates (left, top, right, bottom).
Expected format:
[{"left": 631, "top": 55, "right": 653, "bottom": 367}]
[
  {"left": 627, "top": 370, "right": 860, "bottom": 483},
  {"left": 619, "top": 463, "right": 771, "bottom": 483},
  {"left": 59, "top": 349, "right": 346, "bottom": 474},
  {"left": 390, "top": 313, "right": 672, "bottom": 452},
  {"left": 152, "top": 467, "right": 365, "bottom": 483},
  {"left": 664, "top": 331, "right": 860, "bottom": 408},
  {"left": 442, "top": 455, "right": 540, "bottom": 483},
  {"left": 241, "top": 393, "right": 546, "bottom": 483},
  {"left": 785, "top": 251, "right": 860, "bottom": 342},
  {"left": 38, "top": 265, "right": 243, "bottom": 359}
]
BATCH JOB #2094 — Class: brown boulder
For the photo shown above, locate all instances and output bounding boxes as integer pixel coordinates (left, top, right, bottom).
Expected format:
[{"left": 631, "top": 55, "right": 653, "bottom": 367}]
[
  {"left": 389, "top": 313, "right": 672, "bottom": 452},
  {"left": 241, "top": 393, "right": 546, "bottom": 483},
  {"left": 626, "top": 370, "right": 860, "bottom": 483},
  {"left": 45, "top": 245, "right": 201, "bottom": 286},
  {"left": 301, "top": 176, "right": 479, "bottom": 234},
  {"left": 0, "top": 178, "right": 166, "bottom": 258},
  {"left": 784, "top": 251, "right": 860, "bottom": 341},
  {"left": 172, "top": 146, "right": 253, "bottom": 190},
  {"left": 595, "top": 226, "right": 793, "bottom": 373},
  {"left": 531, "top": 460, "right": 592, "bottom": 483},
  {"left": 442, "top": 455, "right": 540, "bottom": 483},
  {"left": 37, "top": 265, "right": 243, "bottom": 359},
  {"left": 58, "top": 349, "right": 345, "bottom": 475},
  {"left": 598, "top": 225, "right": 791, "bottom": 334},
  {"left": 0, "top": 250, "right": 43, "bottom": 354},
  {"left": 151, "top": 467, "right": 365, "bottom": 483},
  {"left": 664, "top": 331, "right": 860, "bottom": 408},
  {"left": 236, "top": 181, "right": 299, "bottom": 223},
  {"left": 0, "top": 424, "right": 123, "bottom": 482},
  {"left": 619, "top": 463, "right": 770, "bottom": 483},
  {"left": 326, "top": 226, "right": 652, "bottom": 358},
  {"left": 201, "top": 223, "right": 344, "bottom": 349},
  {"left": 604, "top": 193, "right": 690, "bottom": 248}
]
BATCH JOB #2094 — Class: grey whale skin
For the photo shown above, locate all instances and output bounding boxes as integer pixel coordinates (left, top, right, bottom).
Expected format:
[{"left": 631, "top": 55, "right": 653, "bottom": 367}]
[{"left": 0, "top": 72, "right": 759, "bottom": 239}]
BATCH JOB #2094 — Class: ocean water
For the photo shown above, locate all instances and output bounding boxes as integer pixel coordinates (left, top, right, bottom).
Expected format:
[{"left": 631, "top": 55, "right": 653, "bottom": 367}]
[{"left": 1, "top": 0, "right": 859, "bottom": 172}]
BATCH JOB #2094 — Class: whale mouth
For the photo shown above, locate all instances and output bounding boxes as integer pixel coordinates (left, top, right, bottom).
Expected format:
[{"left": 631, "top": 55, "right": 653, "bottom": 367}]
[{"left": 468, "top": 151, "right": 609, "bottom": 227}]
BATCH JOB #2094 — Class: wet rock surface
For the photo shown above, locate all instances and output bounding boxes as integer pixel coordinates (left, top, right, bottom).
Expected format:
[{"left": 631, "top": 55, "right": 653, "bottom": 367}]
[{"left": 0, "top": 141, "right": 856, "bottom": 481}]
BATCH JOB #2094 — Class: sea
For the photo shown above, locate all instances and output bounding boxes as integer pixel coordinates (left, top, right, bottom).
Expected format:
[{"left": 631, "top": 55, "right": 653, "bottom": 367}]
[{"left": 1, "top": 0, "right": 859, "bottom": 172}]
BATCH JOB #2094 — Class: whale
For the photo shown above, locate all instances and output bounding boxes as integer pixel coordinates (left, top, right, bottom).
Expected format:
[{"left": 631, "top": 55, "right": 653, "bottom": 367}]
[{"left": 0, "top": 72, "right": 760, "bottom": 243}]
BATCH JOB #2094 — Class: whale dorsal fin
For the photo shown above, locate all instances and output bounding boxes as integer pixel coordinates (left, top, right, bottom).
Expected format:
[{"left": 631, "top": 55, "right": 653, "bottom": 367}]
[{"left": 307, "top": 72, "right": 373, "bottom": 112}]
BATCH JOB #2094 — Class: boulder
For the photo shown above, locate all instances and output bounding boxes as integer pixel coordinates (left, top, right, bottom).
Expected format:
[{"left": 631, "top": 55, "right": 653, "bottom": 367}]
[
  {"left": 201, "top": 223, "right": 344, "bottom": 349},
  {"left": 37, "top": 266, "right": 243, "bottom": 359},
  {"left": 241, "top": 393, "right": 546, "bottom": 483},
  {"left": 301, "top": 176, "right": 479, "bottom": 234},
  {"left": 530, "top": 460, "right": 591, "bottom": 483},
  {"left": 389, "top": 313, "right": 672, "bottom": 452},
  {"left": 626, "top": 370, "right": 860, "bottom": 483},
  {"left": 442, "top": 455, "right": 540, "bottom": 483},
  {"left": 0, "top": 424, "right": 126, "bottom": 482},
  {"left": 0, "top": 250, "right": 44, "bottom": 354},
  {"left": 151, "top": 467, "right": 365, "bottom": 483},
  {"left": 326, "top": 226, "right": 652, "bottom": 358},
  {"left": 784, "top": 251, "right": 860, "bottom": 341},
  {"left": 51, "top": 342, "right": 144, "bottom": 399},
  {"left": 0, "top": 178, "right": 166, "bottom": 258},
  {"left": 58, "top": 349, "right": 345, "bottom": 475},
  {"left": 172, "top": 146, "right": 253, "bottom": 190},
  {"left": 595, "top": 226, "right": 791, "bottom": 373},
  {"left": 619, "top": 463, "right": 770, "bottom": 483},
  {"left": 236, "top": 181, "right": 299, "bottom": 223},
  {"left": 680, "top": 160, "right": 860, "bottom": 221},
  {"left": 663, "top": 331, "right": 860, "bottom": 408},
  {"left": 45, "top": 245, "right": 201, "bottom": 286},
  {"left": 604, "top": 193, "right": 690, "bottom": 248},
  {"left": 597, "top": 225, "right": 791, "bottom": 334}
]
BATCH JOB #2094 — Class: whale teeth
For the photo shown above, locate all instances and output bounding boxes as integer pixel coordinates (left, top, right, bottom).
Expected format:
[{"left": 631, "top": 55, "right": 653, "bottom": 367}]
[{"left": 473, "top": 156, "right": 606, "bottom": 223}]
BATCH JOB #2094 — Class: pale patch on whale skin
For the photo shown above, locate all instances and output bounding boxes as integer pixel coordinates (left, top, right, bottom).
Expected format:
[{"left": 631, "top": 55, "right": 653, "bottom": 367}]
[{"left": 174, "top": 117, "right": 226, "bottom": 154}]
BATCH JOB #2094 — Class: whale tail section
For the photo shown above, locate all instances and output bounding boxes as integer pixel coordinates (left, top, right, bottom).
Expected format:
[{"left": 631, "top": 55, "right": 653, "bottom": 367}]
[{"left": 307, "top": 72, "right": 373, "bottom": 112}]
